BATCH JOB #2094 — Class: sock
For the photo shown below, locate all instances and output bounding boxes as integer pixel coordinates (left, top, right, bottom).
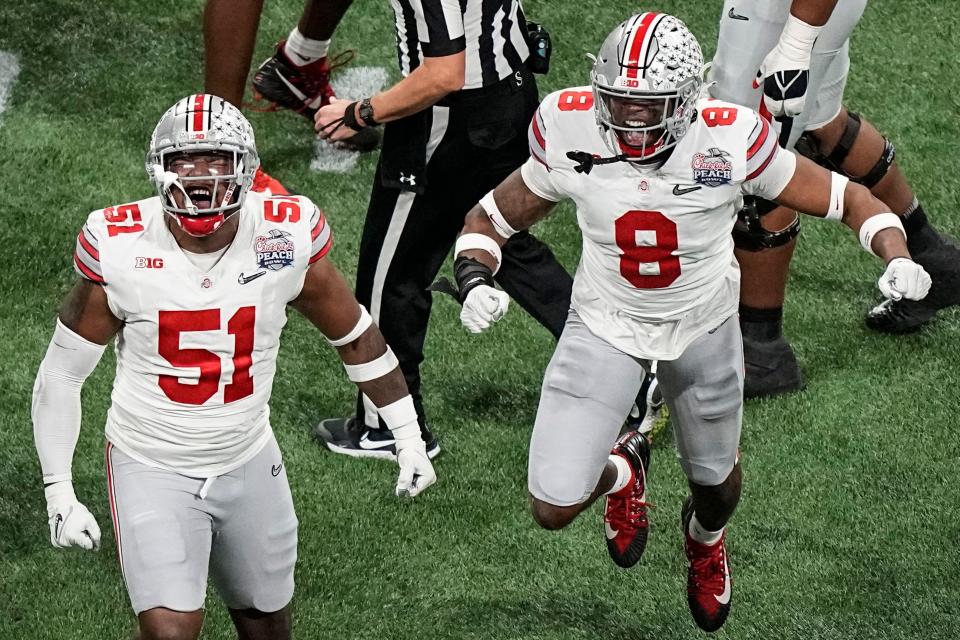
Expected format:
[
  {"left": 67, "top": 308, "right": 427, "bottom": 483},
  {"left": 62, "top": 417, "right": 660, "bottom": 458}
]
[
  {"left": 604, "top": 454, "right": 633, "bottom": 495},
  {"left": 688, "top": 511, "right": 724, "bottom": 546},
  {"left": 284, "top": 27, "right": 330, "bottom": 66},
  {"left": 739, "top": 304, "right": 783, "bottom": 341}
]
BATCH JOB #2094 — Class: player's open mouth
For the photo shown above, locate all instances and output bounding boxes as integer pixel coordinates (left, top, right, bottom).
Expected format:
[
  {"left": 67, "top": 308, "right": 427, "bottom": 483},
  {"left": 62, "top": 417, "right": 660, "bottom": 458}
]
[
  {"left": 620, "top": 128, "right": 659, "bottom": 148},
  {"left": 187, "top": 187, "right": 213, "bottom": 209}
]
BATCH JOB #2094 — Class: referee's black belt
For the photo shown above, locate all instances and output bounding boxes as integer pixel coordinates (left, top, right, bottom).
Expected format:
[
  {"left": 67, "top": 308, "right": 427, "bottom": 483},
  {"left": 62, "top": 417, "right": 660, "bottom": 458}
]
[{"left": 437, "top": 65, "right": 532, "bottom": 108}]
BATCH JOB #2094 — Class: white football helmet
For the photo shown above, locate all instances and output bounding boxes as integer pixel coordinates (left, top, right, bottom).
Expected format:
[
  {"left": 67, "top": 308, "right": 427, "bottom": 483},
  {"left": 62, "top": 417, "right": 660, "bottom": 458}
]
[
  {"left": 146, "top": 94, "right": 260, "bottom": 237},
  {"left": 590, "top": 13, "right": 704, "bottom": 163}
]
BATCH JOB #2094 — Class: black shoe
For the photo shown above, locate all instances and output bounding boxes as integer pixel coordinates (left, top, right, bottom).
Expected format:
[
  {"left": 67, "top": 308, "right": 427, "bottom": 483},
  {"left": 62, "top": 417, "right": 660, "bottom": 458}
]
[
  {"left": 866, "top": 232, "right": 960, "bottom": 333},
  {"left": 742, "top": 334, "right": 804, "bottom": 399},
  {"left": 625, "top": 371, "right": 664, "bottom": 436},
  {"left": 312, "top": 416, "right": 440, "bottom": 460}
]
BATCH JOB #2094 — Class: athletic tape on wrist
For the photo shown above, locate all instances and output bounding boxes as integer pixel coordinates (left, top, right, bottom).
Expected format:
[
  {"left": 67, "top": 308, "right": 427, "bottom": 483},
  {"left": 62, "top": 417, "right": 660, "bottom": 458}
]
[
  {"left": 343, "top": 346, "right": 399, "bottom": 382},
  {"left": 480, "top": 190, "right": 518, "bottom": 239},
  {"left": 781, "top": 13, "right": 823, "bottom": 52},
  {"left": 327, "top": 305, "right": 373, "bottom": 347},
  {"left": 378, "top": 395, "right": 420, "bottom": 442},
  {"left": 859, "top": 212, "right": 905, "bottom": 256},
  {"left": 825, "top": 172, "right": 849, "bottom": 221},
  {"left": 455, "top": 233, "right": 502, "bottom": 274}
]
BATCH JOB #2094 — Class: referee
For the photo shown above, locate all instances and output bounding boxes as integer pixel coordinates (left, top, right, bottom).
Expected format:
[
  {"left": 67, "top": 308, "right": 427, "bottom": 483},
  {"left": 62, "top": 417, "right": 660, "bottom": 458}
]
[{"left": 314, "top": 0, "right": 572, "bottom": 458}]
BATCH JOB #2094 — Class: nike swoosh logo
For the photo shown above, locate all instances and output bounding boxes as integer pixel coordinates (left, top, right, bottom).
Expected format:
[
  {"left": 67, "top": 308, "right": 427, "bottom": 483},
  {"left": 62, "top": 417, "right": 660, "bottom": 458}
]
[
  {"left": 358, "top": 432, "right": 395, "bottom": 450},
  {"left": 714, "top": 547, "right": 732, "bottom": 604},
  {"left": 673, "top": 184, "right": 702, "bottom": 196},
  {"left": 604, "top": 520, "right": 619, "bottom": 540},
  {"left": 271, "top": 463, "right": 283, "bottom": 477},
  {"left": 54, "top": 513, "right": 64, "bottom": 540},
  {"left": 728, "top": 7, "right": 749, "bottom": 20},
  {"left": 277, "top": 71, "right": 326, "bottom": 110},
  {"left": 53, "top": 341, "right": 78, "bottom": 351},
  {"left": 238, "top": 271, "right": 266, "bottom": 285}
]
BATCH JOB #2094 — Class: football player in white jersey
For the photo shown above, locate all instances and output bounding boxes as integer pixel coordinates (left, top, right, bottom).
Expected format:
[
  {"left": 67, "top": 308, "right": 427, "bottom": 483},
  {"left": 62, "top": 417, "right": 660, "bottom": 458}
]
[
  {"left": 449, "top": 14, "right": 929, "bottom": 632},
  {"left": 712, "top": 0, "right": 960, "bottom": 397},
  {"left": 31, "top": 95, "right": 435, "bottom": 640}
]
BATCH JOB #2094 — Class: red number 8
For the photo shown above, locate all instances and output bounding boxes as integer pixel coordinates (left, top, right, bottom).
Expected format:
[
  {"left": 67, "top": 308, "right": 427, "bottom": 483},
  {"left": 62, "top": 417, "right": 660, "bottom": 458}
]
[{"left": 615, "top": 210, "right": 681, "bottom": 289}]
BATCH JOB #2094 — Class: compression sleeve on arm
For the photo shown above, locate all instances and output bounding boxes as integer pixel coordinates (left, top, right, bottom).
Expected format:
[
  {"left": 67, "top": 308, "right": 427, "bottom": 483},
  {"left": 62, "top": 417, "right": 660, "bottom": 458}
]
[{"left": 32, "top": 320, "right": 106, "bottom": 484}]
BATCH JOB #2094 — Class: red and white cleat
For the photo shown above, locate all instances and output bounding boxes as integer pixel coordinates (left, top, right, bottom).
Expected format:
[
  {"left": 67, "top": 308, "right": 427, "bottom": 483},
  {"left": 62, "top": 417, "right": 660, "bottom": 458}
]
[
  {"left": 681, "top": 497, "right": 732, "bottom": 632},
  {"left": 602, "top": 430, "right": 651, "bottom": 568}
]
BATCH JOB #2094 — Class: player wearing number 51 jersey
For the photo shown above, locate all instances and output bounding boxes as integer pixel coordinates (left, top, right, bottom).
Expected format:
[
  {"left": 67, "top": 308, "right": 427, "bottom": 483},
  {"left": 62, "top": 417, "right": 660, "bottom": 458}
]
[
  {"left": 32, "top": 95, "right": 435, "bottom": 640},
  {"left": 451, "top": 13, "right": 930, "bottom": 631}
]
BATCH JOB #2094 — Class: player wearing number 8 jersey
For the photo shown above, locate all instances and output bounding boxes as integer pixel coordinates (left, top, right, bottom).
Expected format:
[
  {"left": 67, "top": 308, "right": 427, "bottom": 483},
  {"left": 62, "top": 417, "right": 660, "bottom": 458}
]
[
  {"left": 32, "top": 94, "right": 435, "bottom": 640},
  {"left": 452, "top": 13, "right": 929, "bottom": 631}
]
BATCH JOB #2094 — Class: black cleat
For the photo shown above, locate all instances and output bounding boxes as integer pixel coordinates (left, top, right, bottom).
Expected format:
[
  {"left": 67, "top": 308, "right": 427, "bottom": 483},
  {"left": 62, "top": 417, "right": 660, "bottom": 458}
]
[
  {"left": 742, "top": 334, "right": 804, "bottom": 399},
  {"left": 866, "top": 229, "right": 960, "bottom": 333},
  {"left": 313, "top": 416, "right": 440, "bottom": 460}
]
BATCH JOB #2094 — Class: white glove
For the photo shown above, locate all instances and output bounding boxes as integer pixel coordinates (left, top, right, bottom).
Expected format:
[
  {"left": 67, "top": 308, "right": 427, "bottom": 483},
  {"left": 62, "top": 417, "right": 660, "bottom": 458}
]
[
  {"left": 460, "top": 285, "right": 510, "bottom": 334},
  {"left": 755, "top": 15, "right": 821, "bottom": 118},
  {"left": 45, "top": 481, "right": 101, "bottom": 550},
  {"left": 393, "top": 427, "right": 437, "bottom": 498},
  {"left": 878, "top": 258, "right": 932, "bottom": 301}
]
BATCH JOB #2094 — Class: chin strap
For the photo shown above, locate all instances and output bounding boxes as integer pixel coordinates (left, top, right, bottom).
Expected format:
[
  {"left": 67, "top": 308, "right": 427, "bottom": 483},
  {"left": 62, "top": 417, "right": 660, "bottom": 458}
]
[{"left": 566, "top": 150, "right": 631, "bottom": 175}]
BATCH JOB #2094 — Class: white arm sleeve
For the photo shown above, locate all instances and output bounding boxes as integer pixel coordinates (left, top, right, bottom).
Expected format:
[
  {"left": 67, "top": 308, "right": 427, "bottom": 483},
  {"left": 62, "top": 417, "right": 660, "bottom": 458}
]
[{"left": 32, "top": 320, "right": 106, "bottom": 484}]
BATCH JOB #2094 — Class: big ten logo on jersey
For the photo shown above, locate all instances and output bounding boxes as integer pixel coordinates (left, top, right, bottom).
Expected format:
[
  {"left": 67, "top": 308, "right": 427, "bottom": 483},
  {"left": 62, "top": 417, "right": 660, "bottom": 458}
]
[
  {"left": 135, "top": 257, "right": 164, "bottom": 269},
  {"left": 104, "top": 204, "right": 144, "bottom": 237}
]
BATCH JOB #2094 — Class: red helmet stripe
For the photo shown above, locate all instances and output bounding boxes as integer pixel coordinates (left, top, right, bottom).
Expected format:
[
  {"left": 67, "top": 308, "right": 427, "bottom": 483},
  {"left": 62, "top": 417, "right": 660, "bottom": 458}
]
[
  {"left": 624, "top": 12, "right": 660, "bottom": 79},
  {"left": 191, "top": 94, "right": 205, "bottom": 132}
]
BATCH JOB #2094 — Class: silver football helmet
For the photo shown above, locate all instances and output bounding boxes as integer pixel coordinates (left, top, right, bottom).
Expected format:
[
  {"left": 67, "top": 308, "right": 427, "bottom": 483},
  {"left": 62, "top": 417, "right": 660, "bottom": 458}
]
[
  {"left": 590, "top": 13, "right": 704, "bottom": 163},
  {"left": 145, "top": 94, "right": 260, "bottom": 237}
]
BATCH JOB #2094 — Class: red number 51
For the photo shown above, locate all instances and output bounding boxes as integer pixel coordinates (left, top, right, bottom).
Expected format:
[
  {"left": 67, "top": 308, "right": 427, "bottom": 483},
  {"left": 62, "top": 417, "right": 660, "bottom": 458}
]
[{"left": 158, "top": 307, "right": 256, "bottom": 405}]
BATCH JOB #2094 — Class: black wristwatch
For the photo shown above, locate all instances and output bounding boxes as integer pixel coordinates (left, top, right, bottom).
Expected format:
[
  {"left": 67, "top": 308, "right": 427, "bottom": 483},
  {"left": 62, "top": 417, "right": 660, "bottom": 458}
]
[{"left": 358, "top": 98, "right": 377, "bottom": 127}]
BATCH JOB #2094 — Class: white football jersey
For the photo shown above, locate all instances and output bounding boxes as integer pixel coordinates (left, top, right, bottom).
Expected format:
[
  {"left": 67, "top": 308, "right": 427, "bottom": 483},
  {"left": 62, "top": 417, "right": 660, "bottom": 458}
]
[
  {"left": 521, "top": 88, "right": 797, "bottom": 360},
  {"left": 73, "top": 191, "right": 332, "bottom": 477}
]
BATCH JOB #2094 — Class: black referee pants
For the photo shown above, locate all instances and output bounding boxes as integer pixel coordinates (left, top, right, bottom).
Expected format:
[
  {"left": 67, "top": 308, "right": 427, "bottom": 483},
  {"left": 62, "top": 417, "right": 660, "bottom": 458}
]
[{"left": 353, "top": 69, "right": 573, "bottom": 431}]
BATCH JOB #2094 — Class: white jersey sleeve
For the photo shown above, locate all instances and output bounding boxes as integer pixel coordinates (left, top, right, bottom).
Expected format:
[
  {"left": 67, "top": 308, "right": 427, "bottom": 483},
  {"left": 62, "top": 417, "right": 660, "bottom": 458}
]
[
  {"left": 741, "top": 109, "right": 797, "bottom": 200},
  {"left": 520, "top": 97, "right": 566, "bottom": 202}
]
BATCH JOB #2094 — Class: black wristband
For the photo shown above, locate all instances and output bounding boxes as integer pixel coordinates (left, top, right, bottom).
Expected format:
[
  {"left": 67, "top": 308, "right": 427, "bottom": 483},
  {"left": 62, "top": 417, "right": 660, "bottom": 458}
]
[
  {"left": 341, "top": 101, "right": 365, "bottom": 132},
  {"left": 454, "top": 256, "right": 495, "bottom": 304}
]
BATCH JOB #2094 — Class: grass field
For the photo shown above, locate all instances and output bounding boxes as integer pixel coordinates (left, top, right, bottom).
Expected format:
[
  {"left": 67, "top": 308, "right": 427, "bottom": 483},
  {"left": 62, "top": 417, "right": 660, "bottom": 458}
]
[{"left": 3, "top": 1, "right": 960, "bottom": 638}]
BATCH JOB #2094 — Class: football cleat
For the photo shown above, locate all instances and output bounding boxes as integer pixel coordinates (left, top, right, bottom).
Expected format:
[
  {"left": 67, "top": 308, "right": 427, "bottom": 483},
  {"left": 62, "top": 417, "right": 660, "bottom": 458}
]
[
  {"left": 252, "top": 44, "right": 380, "bottom": 152},
  {"left": 742, "top": 334, "right": 804, "bottom": 399},
  {"left": 251, "top": 167, "right": 290, "bottom": 196},
  {"left": 681, "top": 497, "right": 732, "bottom": 632},
  {"left": 603, "top": 430, "right": 652, "bottom": 568},
  {"left": 625, "top": 371, "right": 664, "bottom": 436},
  {"left": 865, "top": 228, "right": 960, "bottom": 333},
  {"left": 865, "top": 298, "right": 937, "bottom": 334},
  {"left": 312, "top": 416, "right": 441, "bottom": 460}
]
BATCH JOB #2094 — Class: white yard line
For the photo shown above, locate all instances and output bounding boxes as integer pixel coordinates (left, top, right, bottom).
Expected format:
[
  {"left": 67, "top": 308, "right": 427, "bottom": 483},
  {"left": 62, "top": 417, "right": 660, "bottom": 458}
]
[{"left": 0, "top": 52, "right": 21, "bottom": 124}]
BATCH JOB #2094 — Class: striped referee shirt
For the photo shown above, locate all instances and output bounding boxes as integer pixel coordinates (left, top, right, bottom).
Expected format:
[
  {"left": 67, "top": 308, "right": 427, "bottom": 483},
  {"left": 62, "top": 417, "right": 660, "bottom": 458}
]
[{"left": 390, "top": 0, "right": 530, "bottom": 89}]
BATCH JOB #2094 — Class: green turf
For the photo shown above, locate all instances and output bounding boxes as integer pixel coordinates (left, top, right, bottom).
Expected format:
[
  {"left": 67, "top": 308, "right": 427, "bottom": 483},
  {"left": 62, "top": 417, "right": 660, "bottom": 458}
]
[{"left": 2, "top": 1, "right": 960, "bottom": 638}]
